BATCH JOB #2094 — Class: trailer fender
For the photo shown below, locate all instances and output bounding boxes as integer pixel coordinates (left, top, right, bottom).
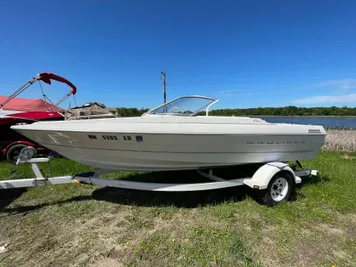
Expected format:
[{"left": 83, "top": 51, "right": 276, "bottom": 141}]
[{"left": 243, "top": 162, "right": 299, "bottom": 190}]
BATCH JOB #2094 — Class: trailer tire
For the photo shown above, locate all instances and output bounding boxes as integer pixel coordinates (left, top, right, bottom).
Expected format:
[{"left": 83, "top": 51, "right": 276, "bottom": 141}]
[
  {"left": 6, "top": 144, "right": 27, "bottom": 165},
  {"left": 258, "top": 171, "right": 295, "bottom": 207}
]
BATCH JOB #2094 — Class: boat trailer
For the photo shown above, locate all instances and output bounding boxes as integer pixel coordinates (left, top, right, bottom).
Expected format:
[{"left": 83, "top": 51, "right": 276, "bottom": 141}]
[{"left": 0, "top": 147, "right": 319, "bottom": 206}]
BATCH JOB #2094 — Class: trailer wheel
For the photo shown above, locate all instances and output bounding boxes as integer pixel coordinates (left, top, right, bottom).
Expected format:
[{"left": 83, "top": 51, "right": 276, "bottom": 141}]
[
  {"left": 258, "top": 171, "right": 295, "bottom": 206},
  {"left": 6, "top": 144, "right": 27, "bottom": 165}
]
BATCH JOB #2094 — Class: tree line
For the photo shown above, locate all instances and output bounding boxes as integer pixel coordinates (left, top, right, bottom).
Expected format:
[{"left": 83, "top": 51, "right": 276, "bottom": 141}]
[
  {"left": 208, "top": 106, "right": 356, "bottom": 116},
  {"left": 115, "top": 107, "right": 149, "bottom": 117},
  {"left": 115, "top": 106, "right": 356, "bottom": 117}
]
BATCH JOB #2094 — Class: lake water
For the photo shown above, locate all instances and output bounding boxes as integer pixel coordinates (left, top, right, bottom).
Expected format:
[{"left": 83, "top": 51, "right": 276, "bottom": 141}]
[{"left": 257, "top": 116, "right": 356, "bottom": 129}]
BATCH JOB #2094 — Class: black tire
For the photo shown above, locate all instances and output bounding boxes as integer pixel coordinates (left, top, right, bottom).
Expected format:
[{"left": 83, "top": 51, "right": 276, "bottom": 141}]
[
  {"left": 257, "top": 171, "right": 295, "bottom": 207},
  {"left": 6, "top": 144, "right": 27, "bottom": 165}
]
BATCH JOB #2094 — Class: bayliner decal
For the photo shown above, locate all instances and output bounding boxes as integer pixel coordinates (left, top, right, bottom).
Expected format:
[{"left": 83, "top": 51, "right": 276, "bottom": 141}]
[
  {"left": 246, "top": 140, "right": 306, "bottom": 145},
  {"left": 308, "top": 129, "right": 321, "bottom": 133},
  {"left": 88, "top": 135, "right": 97, "bottom": 139}
]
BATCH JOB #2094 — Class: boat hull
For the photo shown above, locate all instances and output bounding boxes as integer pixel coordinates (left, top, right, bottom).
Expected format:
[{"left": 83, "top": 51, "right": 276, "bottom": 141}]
[{"left": 12, "top": 120, "right": 326, "bottom": 171}]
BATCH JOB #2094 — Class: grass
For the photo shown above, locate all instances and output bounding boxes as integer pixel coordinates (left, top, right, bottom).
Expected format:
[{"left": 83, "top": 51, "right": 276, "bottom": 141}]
[
  {"left": 0, "top": 130, "right": 356, "bottom": 266},
  {"left": 0, "top": 151, "right": 355, "bottom": 266}
]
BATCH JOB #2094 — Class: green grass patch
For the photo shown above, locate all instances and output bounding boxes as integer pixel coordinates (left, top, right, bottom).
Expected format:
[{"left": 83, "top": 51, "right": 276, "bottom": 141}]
[
  {"left": 0, "top": 151, "right": 355, "bottom": 266},
  {"left": 129, "top": 225, "right": 260, "bottom": 267}
]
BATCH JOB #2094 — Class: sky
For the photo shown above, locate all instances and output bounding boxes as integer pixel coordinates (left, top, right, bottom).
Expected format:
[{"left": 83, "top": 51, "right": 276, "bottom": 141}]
[{"left": 1, "top": 0, "right": 356, "bottom": 109}]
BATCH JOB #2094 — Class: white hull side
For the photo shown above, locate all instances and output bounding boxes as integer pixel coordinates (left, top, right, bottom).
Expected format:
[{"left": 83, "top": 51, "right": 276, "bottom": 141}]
[
  {"left": 39, "top": 146, "right": 321, "bottom": 171},
  {"left": 12, "top": 126, "right": 326, "bottom": 171}
]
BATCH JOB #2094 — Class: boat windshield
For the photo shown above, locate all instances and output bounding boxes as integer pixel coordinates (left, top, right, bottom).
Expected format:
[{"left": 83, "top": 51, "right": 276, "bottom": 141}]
[{"left": 145, "top": 96, "right": 218, "bottom": 116}]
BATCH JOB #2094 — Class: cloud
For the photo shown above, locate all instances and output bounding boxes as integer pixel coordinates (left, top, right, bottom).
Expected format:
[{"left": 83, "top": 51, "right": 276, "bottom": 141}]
[
  {"left": 214, "top": 89, "right": 258, "bottom": 97},
  {"left": 292, "top": 94, "right": 356, "bottom": 105},
  {"left": 220, "top": 93, "right": 235, "bottom": 97},
  {"left": 243, "top": 93, "right": 257, "bottom": 96},
  {"left": 220, "top": 92, "right": 258, "bottom": 97},
  {"left": 214, "top": 89, "right": 237, "bottom": 94},
  {"left": 312, "top": 79, "right": 356, "bottom": 91}
]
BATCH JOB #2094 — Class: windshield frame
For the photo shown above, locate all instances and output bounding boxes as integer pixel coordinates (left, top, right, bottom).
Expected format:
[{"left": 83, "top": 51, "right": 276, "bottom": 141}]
[{"left": 143, "top": 95, "right": 219, "bottom": 117}]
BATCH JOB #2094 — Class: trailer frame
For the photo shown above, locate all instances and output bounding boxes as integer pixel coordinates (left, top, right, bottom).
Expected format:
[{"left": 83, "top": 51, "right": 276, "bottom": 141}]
[{"left": 0, "top": 147, "right": 319, "bottom": 206}]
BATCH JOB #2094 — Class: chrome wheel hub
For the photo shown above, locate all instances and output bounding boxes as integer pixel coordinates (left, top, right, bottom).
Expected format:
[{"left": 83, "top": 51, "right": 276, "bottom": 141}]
[{"left": 270, "top": 177, "right": 289, "bottom": 202}]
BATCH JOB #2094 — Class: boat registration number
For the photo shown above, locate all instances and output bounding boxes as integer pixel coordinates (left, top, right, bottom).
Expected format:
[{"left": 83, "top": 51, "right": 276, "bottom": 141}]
[
  {"left": 87, "top": 134, "right": 143, "bottom": 142},
  {"left": 102, "top": 135, "right": 118, "bottom": 140}
]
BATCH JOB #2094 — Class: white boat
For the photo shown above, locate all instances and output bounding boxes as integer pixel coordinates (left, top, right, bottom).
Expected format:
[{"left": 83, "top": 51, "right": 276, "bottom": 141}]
[{"left": 11, "top": 95, "right": 326, "bottom": 172}]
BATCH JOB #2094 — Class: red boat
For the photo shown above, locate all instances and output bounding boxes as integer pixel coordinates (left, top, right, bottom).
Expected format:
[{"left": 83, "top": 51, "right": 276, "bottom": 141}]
[{"left": 0, "top": 72, "right": 77, "bottom": 163}]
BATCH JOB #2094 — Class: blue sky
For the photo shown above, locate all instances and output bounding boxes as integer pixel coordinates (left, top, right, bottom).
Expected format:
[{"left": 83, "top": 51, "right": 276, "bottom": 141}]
[{"left": 1, "top": 0, "right": 356, "bottom": 109}]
